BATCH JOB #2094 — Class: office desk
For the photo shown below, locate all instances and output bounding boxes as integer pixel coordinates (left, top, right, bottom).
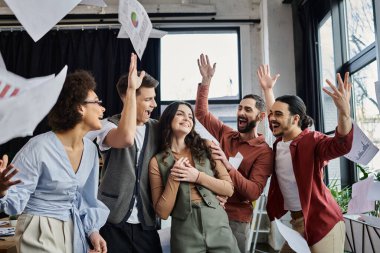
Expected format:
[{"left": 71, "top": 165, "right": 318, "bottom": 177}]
[{"left": 0, "top": 221, "right": 16, "bottom": 253}]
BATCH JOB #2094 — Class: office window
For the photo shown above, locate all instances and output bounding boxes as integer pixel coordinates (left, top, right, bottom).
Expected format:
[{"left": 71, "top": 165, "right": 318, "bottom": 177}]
[
  {"left": 160, "top": 30, "right": 240, "bottom": 102},
  {"left": 352, "top": 61, "right": 380, "bottom": 173},
  {"left": 318, "top": 15, "right": 338, "bottom": 132},
  {"left": 345, "top": 0, "right": 375, "bottom": 59},
  {"left": 318, "top": 15, "right": 341, "bottom": 186}
]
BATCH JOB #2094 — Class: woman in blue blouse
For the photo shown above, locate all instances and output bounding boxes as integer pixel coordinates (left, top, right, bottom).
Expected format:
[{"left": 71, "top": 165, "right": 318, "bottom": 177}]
[{"left": 0, "top": 68, "right": 114, "bottom": 252}]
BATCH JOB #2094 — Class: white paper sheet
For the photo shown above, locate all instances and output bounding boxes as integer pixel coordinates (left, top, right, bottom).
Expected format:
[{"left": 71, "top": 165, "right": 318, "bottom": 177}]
[
  {"left": 275, "top": 219, "right": 311, "bottom": 253},
  {"left": 117, "top": 27, "right": 167, "bottom": 39},
  {"left": 344, "top": 122, "right": 379, "bottom": 165},
  {"left": 0, "top": 68, "right": 55, "bottom": 99},
  {"left": 194, "top": 119, "right": 219, "bottom": 144},
  {"left": 0, "top": 66, "right": 67, "bottom": 144},
  {"left": 118, "top": 0, "right": 152, "bottom": 59},
  {"left": 347, "top": 176, "right": 375, "bottom": 214},
  {"left": 4, "top": 0, "right": 81, "bottom": 42},
  {"left": 368, "top": 181, "right": 380, "bottom": 201},
  {"left": 229, "top": 152, "right": 243, "bottom": 169},
  {"left": 0, "top": 51, "right": 5, "bottom": 70},
  {"left": 80, "top": 0, "right": 107, "bottom": 7},
  {"left": 376, "top": 81, "right": 380, "bottom": 113},
  {"left": 0, "top": 227, "right": 15, "bottom": 236}
]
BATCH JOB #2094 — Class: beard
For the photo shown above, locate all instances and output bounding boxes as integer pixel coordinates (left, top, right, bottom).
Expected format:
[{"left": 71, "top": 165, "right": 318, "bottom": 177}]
[{"left": 237, "top": 119, "right": 258, "bottom": 133}]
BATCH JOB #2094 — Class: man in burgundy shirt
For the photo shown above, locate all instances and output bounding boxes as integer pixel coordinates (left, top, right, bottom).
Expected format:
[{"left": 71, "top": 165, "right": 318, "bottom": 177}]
[
  {"left": 257, "top": 64, "right": 353, "bottom": 252},
  {"left": 195, "top": 54, "right": 273, "bottom": 253}
]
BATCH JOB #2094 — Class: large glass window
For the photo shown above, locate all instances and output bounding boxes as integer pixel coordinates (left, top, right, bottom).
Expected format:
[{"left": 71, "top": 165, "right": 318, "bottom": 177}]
[
  {"left": 318, "top": 15, "right": 341, "bottom": 185},
  {"left": 314, "top": 0, "right": 379, "bottom": 186},
  {"left": 352, "top": 61, "right": 380, "bottom": 173},
  {"left": 318, "top": 15, "right": 338, "bottom": 132},
  {"left": 345, "top": 0, "right": 375, "bottom": 59},
  {"left": 160, "top": 30, "right": 240, "bottom": 102}
]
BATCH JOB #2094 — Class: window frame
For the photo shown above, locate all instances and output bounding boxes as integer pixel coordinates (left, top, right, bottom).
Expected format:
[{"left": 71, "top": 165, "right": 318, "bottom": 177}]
[
  {"left": 158, "top": 26, "right": 242, "bottom": 106},
  {"left": 312, "top": 0, "right": 377, "bottom": 187}
]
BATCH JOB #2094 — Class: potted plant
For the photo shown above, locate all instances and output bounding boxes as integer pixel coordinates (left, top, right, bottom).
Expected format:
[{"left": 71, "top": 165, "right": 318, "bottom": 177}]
[{"left": 8, "top": 215, "right": 18, "bottom": 226}]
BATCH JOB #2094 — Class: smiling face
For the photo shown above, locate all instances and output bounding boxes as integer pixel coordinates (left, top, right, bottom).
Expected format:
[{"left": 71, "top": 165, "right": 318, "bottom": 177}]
[
  {"left": 269, "top": 101, "right": 300, "bottom": 139},
  {"left": 136, "top": 87, "right": 157, "bottom": 125},
  {"left": 237, "top": 98, "right": 261, "bottom": 133},
  {"left": 171, "top": 104, "right": 194, "bottom": 137},
  {"left": 81, "top": 90, "right": 105, "bottom": 131}
]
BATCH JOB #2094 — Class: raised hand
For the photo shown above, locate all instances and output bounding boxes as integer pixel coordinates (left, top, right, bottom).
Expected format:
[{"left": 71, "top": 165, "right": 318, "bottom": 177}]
[
  {"left": 127, "top": 53, "right": 145, "bottom": 92},
  {"left": 216, "top": 195, "right": 228, "bottom": 209},
  {"left": 209, "top": 142, "right": 235, "bottom": 172},
  {"left": 197, "top": 54, "right": 216, "bottom": 85},
  {"left": 0, "top": 155, "right": 21, "bottom": 197},
  {"left": 323, "top": 72, "right": 352, "bottom": 117},
  {"left": 257, "top": 64, "right": 280, "bottom": 91},
  {"left": 170, "top": 157, "right": 200, "bottom": 183}
]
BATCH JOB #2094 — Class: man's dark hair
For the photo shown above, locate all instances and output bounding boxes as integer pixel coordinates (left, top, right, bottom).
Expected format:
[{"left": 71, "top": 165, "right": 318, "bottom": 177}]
[
  {"left": 48, "top": 70, "right": 96, "bottom": 132},
  {"left": 116, "top": 71, "right": 159, "bottom": 98},
  {"left": 275, "top": 95, "right": 314, "bottom": 130},
  {"left": 242, "top": 94, "right": 266, "bottom": 112}
]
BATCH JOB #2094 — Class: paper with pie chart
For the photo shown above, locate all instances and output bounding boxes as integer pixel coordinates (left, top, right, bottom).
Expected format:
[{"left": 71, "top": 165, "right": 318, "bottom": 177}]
[{"left": 118, "top": 0, "right": 152, "bottom": 59}]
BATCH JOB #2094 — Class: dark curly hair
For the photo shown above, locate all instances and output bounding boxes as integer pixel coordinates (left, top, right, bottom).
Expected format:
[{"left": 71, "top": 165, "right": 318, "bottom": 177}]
[
  {"left": 158, "top": 101, "right": 216, "bottom": 174},
  {"left": 48, "top": 70, "right": 96, "bottom": 132},
  {"left": 116, "top": 71, "right": 158, "bottom": 98}
]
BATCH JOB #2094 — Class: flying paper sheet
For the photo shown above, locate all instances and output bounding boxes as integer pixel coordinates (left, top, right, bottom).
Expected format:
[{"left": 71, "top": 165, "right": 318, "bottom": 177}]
[
  {"left": 0, "top": 66, "right": 67, "bottom": 144},
  {"left": 118, "top": 0, "right": 152, "bottom": 59},
  {"left": 117, "top": 27, "right": 167, "bottom": 39},
  {"left": 194, "top": 119, "right": 219, "bottom": 144},
  {"left": 368, "top": 181, "right": 380, "bottom": 201},
  {"left": 344, "top": 122, "right": 379, "bottom": 165},
  {"left": 4, "top": 0, "right": 81, "bottom": 42},
  {"left": 275, "top": 219, "right": 311, "bottom": 253},
  {"left": 229, "top": 152, "right": 243, "bottom": 169},
  {"left": 0, "top": 51, "right": 5, "bottom": 70},
  {"left": 347, "top": 176, "right": 375, "bottom": 214},
  {"left": 80, "top": 0, "right": 107, "bottom": 7}
]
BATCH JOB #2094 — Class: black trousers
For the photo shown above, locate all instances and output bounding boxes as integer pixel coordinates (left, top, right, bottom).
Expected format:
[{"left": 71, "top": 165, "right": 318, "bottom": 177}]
[{"left": 100, "top": 222, "right": 163, "bottom": 253}]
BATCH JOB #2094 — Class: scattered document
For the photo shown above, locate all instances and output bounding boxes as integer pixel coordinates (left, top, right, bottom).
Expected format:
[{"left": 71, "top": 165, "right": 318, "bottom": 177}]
[
  {"left": 376, "top": 81, "right": 380, "bottom": 113},
  {"left": 118, "top": 0, "right": 152, "bottom": 59},
  {"left": 0, "top": 227, "right": 15, "bottom": 236},
  {"left": 117, "top": 27, "right": 167, "bottom": 39},
  {"left": 229, "top": 152, "right": 243, "bottom": 169},
  {"left": 0, "top": 66, "right": 67, "bottom": 144},
  {"left": 344, "top": 122, "right": 379, "bottom": 165},
  {"left": 0, "top": 221, "right": 9, "bottom": 226},
  {"left": 80, "top": 0, "right": 107, "bottom": 7},
  {"left": 347, "top": 176, "right": 375, "bottom": 214},
  {"left": 0, "top": 51, "right": 5, "bottom": 70},
  {"left": 4, "top": 0, "right": 81, "bottom": 42},
  {"left": 368, "top": 181, "right": 380, "bottom": 201},
  {"left": 275, "top": 219, "right": 311, "bottom": 253},
  {"left": 194, "top": 119, "right": 219, "bottom": 144}
]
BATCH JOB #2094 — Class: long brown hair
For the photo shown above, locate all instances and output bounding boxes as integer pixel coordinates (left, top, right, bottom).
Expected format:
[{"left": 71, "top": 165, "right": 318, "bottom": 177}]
[{"left": 158, "top": 101, "right": 216, "bottom": 173}]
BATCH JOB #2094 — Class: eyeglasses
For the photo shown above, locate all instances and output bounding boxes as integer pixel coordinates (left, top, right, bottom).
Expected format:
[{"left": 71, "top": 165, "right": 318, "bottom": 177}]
[{"left": 83, "top": 100, "right": 103, "bottom": 106}]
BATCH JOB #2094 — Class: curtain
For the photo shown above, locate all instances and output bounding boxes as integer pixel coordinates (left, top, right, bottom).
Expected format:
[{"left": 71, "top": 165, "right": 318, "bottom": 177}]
[
  {"left": 293, "top": 0, "right": 325, "bottom": 132},
  {"left": 0, "top": 29, "right": 160, "bottom": 160}
]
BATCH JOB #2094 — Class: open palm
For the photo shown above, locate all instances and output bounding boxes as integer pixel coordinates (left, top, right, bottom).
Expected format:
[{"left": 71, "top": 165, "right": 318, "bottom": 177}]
[{"left": 197, "top": 54, "right": 216, "bottom": 80}]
